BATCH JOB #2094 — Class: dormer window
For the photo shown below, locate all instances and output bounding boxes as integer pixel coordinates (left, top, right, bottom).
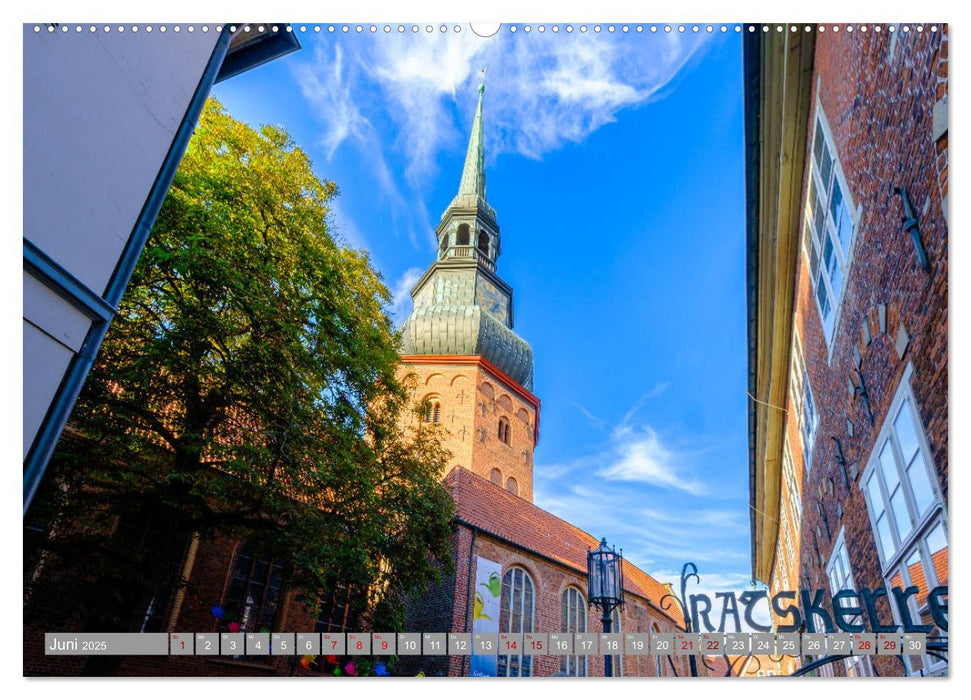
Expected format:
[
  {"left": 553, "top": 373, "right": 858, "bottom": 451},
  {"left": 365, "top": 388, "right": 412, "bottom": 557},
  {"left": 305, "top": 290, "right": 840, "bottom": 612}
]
[
  {"left": 478, "top": 230, "right": 490, "bottom": 256},
  {"left": 456, "top": 223, "right": 470, "bottom": 246}
]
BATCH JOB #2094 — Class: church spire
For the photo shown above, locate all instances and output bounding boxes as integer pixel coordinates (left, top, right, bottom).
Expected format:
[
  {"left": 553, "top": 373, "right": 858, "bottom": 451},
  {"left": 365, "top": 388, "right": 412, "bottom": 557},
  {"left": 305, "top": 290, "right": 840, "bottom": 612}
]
[{"left": 457, "top": 69, "right": 487, "bottom": 202}]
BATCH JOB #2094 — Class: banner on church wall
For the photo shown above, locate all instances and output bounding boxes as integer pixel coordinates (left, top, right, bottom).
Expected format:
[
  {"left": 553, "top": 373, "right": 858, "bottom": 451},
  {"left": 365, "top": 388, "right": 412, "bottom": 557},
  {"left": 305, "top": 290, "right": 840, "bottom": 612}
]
[{"left": 469, "top": 556, "right": 502, "bottom": 677}]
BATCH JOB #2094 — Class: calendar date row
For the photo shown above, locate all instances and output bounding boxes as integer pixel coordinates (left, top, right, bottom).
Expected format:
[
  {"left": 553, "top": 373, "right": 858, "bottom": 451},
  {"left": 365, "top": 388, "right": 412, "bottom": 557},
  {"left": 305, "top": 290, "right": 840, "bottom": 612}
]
[{"left": 47, "top": 631, "right": 930, "bottom": 657}]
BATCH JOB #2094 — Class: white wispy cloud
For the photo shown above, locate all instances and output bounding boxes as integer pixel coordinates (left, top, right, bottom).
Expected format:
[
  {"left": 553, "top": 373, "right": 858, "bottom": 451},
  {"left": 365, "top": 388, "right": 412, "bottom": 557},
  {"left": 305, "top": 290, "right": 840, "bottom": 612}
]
[
  {"left": 568, "top": 399, "right": 607, "bottom": 430},
  {"left": 292, "top": 28, "right": 712, "bottom": 188},
  {"left": 389, "top": 266, "right": 424, "bottom": 326},
  {"left": 293, "top": 43, "right": 433, "bottom": 250},
  {"left": 599, "top": 425, "right": 707, "bottom": 494}
]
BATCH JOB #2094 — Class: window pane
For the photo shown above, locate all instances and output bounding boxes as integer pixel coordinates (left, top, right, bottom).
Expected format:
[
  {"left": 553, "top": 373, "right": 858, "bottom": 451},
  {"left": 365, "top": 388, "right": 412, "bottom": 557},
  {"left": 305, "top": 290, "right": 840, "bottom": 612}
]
[
  {"left": 876, "top": 513, "right": 895, "bottom": 561},
  {"left": 813, "top": 194, "right": 827, "bottom": 241},
  {"left": 829, "top": 178, "right": 843, "bottom": 225},
  {"left": 879, "top": 442, "right": 901, "bottom": 490},
  {"left": 810, "top": 237, "right": 821, "bottom": 277},
  {"left": 826, "top": 233, "right": 843, "bottom": 300},
  {"left": 905, "top": 549, "right": 930, "bottom": 608},
  {"left": 865, "top": 474, "right": 885, "bottom": 517},
  {"left": 890, "top": 567, "right": 904, "bottom": 591},
  {"left": 894, "top": 401, "right": 921, "bottom": 464},
  {"left": 813, "top": 122, "right": 825, "bottom": 165},
  {"left": 815, "top": 276, "right": 829, "bottom": 318},
  {"left": 907, "top": 455, "right": 936, "bottom": 517},
  {"left": 925, "top": 522, "right": 948, "bottom": 587},
  {"left": 890, "top": 488, "right": 912, "bottom": 540},
  {"left": 821, "top": 141, "right": 833, "bottom": 189},
  {"left": 836, "top": 198, "right": 853, "bottom": 257}
]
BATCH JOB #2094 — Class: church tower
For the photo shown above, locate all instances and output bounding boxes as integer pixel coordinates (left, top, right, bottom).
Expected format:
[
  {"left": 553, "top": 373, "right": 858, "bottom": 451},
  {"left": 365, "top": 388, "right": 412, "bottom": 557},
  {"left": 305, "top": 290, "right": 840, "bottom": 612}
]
[{"left": 399, "top": 77, "right": 539, "bottom": 502}]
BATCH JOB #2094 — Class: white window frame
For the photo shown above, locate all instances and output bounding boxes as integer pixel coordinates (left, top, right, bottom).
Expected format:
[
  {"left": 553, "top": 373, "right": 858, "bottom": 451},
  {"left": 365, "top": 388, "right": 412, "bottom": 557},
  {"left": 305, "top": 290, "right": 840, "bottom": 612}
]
[
  {"left": 774, "top": 536, "right": 789, "bottom": 592},
  {"left": 498, "top": 566, "right": 535, "bottom": 677},
  {"left": 789, "top": 332, "right": 818, "bottom": 471},
  {"left": 561, "top": 587, "right": 587, "bottom": 677},
  {"left": 782, "top": 437, "right": 803, "bottom": 524},
  {"left": 610, "top": 607, "right": 623, "bottom": 677},
  {"left": 802, "top": 101, "right": 860, "bottom": 354},
  {"left": 860, "top": 366, "right": 947, "bottom": 676},
  {"left": 826, "top": 529, "right": 872, "bottom": 677}
]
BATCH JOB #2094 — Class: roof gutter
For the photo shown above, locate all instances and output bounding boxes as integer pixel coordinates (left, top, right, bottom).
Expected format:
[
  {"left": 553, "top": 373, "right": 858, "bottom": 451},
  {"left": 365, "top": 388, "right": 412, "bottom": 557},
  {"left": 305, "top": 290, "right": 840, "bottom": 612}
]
[
  {"left": 743, "top": 25, "right": 816, "bottom": 584},
  {"left": 743, "top": 26, "right": 763, "bottom": 585}
]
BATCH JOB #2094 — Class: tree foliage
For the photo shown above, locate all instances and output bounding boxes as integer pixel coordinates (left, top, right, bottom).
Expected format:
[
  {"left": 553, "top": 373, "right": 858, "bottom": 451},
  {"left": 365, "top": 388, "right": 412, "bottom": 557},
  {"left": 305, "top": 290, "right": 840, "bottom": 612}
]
[{"left": 25, "top": 99, "right": 454, "bottom": 634}]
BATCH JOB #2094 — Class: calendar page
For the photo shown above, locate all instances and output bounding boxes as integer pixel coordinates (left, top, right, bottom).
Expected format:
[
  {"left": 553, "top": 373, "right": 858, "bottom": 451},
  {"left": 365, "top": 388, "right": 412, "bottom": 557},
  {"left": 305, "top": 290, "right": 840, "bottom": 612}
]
[{"left": 22, "top": 7, "right": 949, "bottom": 685}]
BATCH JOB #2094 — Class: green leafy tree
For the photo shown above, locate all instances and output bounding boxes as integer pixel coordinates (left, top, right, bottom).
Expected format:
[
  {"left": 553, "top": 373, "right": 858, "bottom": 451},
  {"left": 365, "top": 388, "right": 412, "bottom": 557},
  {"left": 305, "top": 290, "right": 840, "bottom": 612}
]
[{"left": 25, "top": 99, "right": 454, "bottom": 642}]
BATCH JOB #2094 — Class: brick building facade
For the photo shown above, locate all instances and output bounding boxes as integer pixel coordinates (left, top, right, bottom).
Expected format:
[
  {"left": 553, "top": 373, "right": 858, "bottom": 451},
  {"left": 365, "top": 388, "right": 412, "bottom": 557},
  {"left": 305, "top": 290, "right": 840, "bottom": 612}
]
[{"left": 745, "top": 24, "right": 948, "bottom": 677}]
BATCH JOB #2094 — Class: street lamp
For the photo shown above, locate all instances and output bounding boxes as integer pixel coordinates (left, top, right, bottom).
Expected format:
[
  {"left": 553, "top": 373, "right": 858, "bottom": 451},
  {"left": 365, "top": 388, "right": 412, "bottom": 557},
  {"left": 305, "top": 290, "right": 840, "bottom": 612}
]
[{"left": 587, "top": 538, "right": 624, "bottom": 677}]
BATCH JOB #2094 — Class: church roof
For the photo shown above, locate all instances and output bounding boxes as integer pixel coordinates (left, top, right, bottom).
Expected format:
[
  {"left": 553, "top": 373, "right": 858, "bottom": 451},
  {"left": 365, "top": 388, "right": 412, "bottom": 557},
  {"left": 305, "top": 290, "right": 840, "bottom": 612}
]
[{"left": 444, "top": 467, "right": 681, "bottom": 624}]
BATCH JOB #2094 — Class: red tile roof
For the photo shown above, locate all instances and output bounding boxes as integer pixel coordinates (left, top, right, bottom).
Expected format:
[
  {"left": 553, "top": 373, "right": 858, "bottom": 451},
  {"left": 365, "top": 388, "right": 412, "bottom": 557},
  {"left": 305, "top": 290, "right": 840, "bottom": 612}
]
[{"left": 445, "top": 467, "right": 682, "bottom": 624}]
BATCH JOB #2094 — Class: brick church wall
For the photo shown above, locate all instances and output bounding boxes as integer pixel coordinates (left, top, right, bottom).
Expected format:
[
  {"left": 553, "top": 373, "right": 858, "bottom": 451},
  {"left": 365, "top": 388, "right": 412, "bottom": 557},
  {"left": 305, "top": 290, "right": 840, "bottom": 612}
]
[{"left": 399, "top": 359, "right": 538, "bottom": 502}]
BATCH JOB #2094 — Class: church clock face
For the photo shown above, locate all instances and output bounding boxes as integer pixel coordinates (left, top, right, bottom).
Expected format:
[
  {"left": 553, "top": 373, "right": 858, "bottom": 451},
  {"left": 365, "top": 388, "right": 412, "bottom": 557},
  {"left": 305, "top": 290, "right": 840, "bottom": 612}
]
[{"left": 476, "top": 277, "right": 509, "bottom": 324}]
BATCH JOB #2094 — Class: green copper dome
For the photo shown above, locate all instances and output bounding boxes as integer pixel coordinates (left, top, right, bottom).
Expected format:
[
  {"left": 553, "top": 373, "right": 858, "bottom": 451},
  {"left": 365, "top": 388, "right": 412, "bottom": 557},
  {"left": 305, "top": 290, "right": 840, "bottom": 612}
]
[{"left": 400, "top": 77, "right": 534, "bottom": 391}]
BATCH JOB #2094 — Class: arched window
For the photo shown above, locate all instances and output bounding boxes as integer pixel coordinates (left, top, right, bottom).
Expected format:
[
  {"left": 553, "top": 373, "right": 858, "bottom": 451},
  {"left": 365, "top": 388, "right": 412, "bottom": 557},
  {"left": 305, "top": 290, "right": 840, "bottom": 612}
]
[
  {"left": 498, "top": 567, "right": 534, "bottom": 677},
  {"left": 439, "top": 233, "right": 449, "bottom": 257},
  {"left": 498, "top": 416, "right": 510, "bottom": 444},
  {"left": 610, "top": 607, "right": 623, "bottom": 677},
  {"left": 423, "top": 397, "right": 442, "bottom": 424},
  {"left": 478, "top": 230, "right": 490, "bottom": 255},
  {"left": 456, "top": 223, "right": 470, "bottom": 246},
  {"left": 490, "top": 468, "right": 502, "bottom": 486},
  {"left": 561, "top": 587, "right": 587, "bottom": 676},
  {"left": 223, "top": 543, "right": 284, "bottom": 632},
  {"left": 653, "top": 623, "right": 664, "bottom": 677},
  {"left": 506, "top": 477, "right": 519, "bottom": 496}
]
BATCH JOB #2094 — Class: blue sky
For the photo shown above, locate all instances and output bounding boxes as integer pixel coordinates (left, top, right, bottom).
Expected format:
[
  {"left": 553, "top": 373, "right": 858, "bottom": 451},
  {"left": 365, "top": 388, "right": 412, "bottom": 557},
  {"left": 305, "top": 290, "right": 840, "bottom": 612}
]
[{"left": 213, "top": 25, "right": 756, "bottom": 606}]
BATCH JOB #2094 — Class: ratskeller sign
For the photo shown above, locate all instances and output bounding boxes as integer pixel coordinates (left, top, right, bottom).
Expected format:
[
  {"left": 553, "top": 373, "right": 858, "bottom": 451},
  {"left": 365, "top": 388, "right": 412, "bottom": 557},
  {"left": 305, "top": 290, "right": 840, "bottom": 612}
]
[{"left": 686, "top": 585, "right": 948, "bottom": 633}]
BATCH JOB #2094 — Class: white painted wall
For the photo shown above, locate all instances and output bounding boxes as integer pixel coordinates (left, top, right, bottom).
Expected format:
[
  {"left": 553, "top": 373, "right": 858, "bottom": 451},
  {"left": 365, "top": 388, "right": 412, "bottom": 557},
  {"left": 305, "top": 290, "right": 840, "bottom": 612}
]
[{"left": 23, "top": 25, "right": 221, "bottom": 460}]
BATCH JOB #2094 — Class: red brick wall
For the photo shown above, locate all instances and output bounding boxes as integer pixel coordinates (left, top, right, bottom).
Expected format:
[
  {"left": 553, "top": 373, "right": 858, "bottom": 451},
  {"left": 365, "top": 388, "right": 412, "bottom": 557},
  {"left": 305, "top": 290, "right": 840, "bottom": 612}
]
[
  {"left": 399, "top": 360, "right": 538, "bottom": 502},
  {"left": 787, "top": 25, "right": 948, "bottom": 677},
  {"left": 403, "top": 523, "right": 692, "bottom": 677}
]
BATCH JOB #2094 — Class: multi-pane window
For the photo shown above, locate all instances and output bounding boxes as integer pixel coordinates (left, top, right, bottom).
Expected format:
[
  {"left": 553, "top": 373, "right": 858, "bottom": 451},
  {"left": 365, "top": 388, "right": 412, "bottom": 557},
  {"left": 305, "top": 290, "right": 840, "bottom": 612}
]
[
  {"left": 316, "top": 583, "right": 355, "bottom": 633},
  {"left": 782, "top": 438, "right": 803, "bottom": 523},
  {"left": 560, "top": 587, "right": 587, "bottom": 676},
  {"left": 782, "top": 508, "right": 796, "bottom": 578},
  {"left": 223, "top": 543, "right": 284, "bottom": 633},
  {"left": 610, "top": 607, "right": 624, "bottom": 677},
  {"left": 803, "top": 107, "right": 857, "bottom": 344},
  {"left": 826, "top": 531, "right": 871, "bottom": 677},
  {"left": 498, "top": 567, "right": 534, "bottom": 677},
  {"left": 789, "top": 335, "right": 818, "bottom": 469},
  {"left": 861, "top": 374, "right": 947, "bottom": 676},
  {"left": 774, "top": 537, "right": 789, "bottom": 591}
]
